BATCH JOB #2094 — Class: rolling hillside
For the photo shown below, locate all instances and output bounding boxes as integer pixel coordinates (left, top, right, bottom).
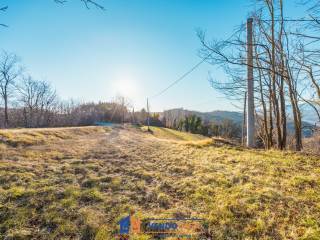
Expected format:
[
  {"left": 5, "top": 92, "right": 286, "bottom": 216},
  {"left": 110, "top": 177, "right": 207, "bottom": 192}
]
[
  {"left": 162, "top": 108, "right": 316, "bottom": 137},
  {"left": 0, "top": 126, "right": 319, "bottom": 239},
  {"left": 162, "top": 109, "right": 244, "bottom": 123}
]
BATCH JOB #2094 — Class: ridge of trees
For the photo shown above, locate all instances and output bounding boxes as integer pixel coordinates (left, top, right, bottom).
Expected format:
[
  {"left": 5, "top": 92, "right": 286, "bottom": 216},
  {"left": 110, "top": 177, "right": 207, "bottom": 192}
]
[
  {"left": 161, "top": 110, "right": 242, "bottom": 139},
  {"left": 0, "top": 51, "right": 136, "bottom": 128},
  {"left": 198, "top": 0, "right": 320, "bottom": 151}
]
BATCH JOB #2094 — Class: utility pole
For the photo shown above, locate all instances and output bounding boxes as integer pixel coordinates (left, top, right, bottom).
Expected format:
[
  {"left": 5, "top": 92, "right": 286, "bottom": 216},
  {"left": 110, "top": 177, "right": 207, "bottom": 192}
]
[
  {"left": 247, "top": 18, "right": 255, "bottom": 148},
  {"left": 132, "top": 108, "right": 135, "bottom": 124},
  {"left": 121, "top": 98, "right": 125, "bottom": 125},
  {"left": 147, "top": 98, "right": 150, "bottom": 131},
  {"left": 242, "top": 91, "right": 247, "bottom": 146}
]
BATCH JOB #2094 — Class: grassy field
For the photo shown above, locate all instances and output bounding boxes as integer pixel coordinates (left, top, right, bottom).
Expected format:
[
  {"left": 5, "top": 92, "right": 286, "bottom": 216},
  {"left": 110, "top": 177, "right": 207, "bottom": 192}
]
[
  {"left": 141, "top": 126, "right": 208, "bottom": 141},
  {"left": 0, "top": 125, "right": 319, "bottom": 239}
]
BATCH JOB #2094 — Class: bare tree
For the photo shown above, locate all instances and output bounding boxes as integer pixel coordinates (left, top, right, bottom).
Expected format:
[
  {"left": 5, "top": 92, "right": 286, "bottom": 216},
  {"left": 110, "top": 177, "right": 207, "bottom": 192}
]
[
  {"left": 54, "top": 0, "right": 105, "bottom": 10},
  {"left": 292, "top": 1, "right": 320, "bottom": 124},
  {"left": 0, "top": 52, "right": 22, "bottom": 128},
  {"left": 198, "top": 0, "right": 306, "bottom": 151},
  {"left": 112, "top": 96, "right": 132, "bottom": 124},
  {"left": 0, "top": 6, "right": 8, "bottom": 28},
  {"left": 0, "top": 0, "right": 104, "bottom": 28},
  {"left": 18, "top": 76, "right": 57, "bottom": 128}
]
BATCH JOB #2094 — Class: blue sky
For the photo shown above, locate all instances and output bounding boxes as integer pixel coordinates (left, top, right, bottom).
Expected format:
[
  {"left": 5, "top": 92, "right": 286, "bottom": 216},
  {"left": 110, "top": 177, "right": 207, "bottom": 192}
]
[{"left": 0, "top": 0, "right": 303, "bottom": 112}]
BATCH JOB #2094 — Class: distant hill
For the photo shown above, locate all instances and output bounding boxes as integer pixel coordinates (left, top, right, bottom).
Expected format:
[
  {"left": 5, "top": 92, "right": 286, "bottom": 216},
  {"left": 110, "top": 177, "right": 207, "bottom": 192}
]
[
  {"left": 192, "top": 110, "right": 244, "bottom": 123},
  {"left": 161, "top": 108, "right": 243, "bottom": 123},
  {"left": 161, "top": 108, "right": 315, "bottom": 137},
  {"left": 287, "top": 104, "right": 319, "bottom": 125},
  {"left": 300, "top": 106, "right": 319, "bottom": 125}
]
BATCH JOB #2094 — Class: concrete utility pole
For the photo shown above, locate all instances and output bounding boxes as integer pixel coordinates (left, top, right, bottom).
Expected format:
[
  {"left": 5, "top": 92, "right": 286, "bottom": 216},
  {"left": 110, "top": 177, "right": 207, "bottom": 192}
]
[
  {"left": 242, "top": 91, "right": 247, "bottom": 146},
  {"left": 247, "top": 18, "right": 255, "bottom": 147},
  {"left": 132, "top": 108, "right": 135, "bottom": 124},
  {"left": 121, "top": 98, "right": 125, "bottom": 125}
]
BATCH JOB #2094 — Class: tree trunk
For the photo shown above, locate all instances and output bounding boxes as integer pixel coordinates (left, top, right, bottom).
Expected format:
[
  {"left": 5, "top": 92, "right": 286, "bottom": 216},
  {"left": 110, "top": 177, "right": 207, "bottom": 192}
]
[
  {"left": 270, "top": 2, "right": 283, "bottom": 149},
  {"left": 278, "top": 0, "right": 287, "bottom": 149},
  {"left": 308, "top": 67, "right": 320, "bottom": 99},
  {"left": 255, "top": 50, "right": 270, "bottom": 149},
  {"left": 4, "top": 93, "right": 8, "bottom": 128},
  {"left": 279, "top": 76, "right": 287, "bottom": 149},
  {"left": 269, "top": 88, "right": 274, "bottom": 148},
  {"left": 286, "top": 66, "right": 303, "bottom": 151}
]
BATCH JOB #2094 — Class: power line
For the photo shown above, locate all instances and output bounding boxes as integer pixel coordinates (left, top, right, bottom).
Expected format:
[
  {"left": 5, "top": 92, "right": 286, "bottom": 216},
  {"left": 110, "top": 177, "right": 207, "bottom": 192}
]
[
  {"left": 146, "top": 17, "right": 320, "bottom": 110},
  {"left": 148, "top": 29, "right": 242, "bottom": 101},
  {"left": 259, "top": 18, "right": 320, "bottom": 22},
  {"left": 149, "top": 53, "right": 213, "bottom": 99}
]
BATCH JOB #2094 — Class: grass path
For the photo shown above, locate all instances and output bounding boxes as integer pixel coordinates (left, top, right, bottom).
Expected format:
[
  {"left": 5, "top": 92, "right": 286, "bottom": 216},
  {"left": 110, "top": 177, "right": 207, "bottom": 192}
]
[{"left": 0, "top": 126, "right": 319, "bottom": 239}]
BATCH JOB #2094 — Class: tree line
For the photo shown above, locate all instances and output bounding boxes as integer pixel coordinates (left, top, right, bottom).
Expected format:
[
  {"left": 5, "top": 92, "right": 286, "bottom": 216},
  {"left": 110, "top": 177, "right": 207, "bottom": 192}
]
[
  {"left": 161, "top": 110, "right": 242, "bottom": 139},
  {"left": 0, "top": 51, "right": 144, "bottom": 128},
  {"left": 198, "top": 0, "right": 320, "bottom": 151}
]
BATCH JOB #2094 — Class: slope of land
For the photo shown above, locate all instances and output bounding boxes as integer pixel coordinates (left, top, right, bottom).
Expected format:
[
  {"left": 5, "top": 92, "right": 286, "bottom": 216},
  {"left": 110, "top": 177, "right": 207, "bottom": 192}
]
[
  {"left": 141, "top": 126, "right": 208, "bottom": 141},
  {"left": 0, "top": 126, "right": 319, "bottom": 239}
]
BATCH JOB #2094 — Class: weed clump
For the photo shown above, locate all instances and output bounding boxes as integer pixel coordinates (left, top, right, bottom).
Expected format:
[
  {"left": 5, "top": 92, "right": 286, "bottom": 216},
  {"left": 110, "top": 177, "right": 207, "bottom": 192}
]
[
  {"left": 80, "top": 189, "right": 104, "bottom": 203},
  {"left": 157, "top": 193, "right": 171, "bottom": 209}
]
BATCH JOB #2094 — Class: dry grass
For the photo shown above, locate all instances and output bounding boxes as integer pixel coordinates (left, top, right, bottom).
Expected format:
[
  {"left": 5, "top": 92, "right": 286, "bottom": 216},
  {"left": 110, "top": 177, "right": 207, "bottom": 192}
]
[
  {"left": 0, "top": 126, "right": 107, "bottom": 147},
  {"left": 303, "top": 132, "right": 320, "bottom": 155},
  {"left": 0, "top": 125, "right": 319, "bottom": 239},
  {"left": 141, "top": 126, "right": 207, "bottom": 141}
]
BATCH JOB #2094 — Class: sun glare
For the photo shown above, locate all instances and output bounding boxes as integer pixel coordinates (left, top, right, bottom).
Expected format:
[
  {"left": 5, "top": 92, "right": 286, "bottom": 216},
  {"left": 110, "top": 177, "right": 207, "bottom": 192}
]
[{"left": 113, "top": 78, "right": 138, "bottom": 98}]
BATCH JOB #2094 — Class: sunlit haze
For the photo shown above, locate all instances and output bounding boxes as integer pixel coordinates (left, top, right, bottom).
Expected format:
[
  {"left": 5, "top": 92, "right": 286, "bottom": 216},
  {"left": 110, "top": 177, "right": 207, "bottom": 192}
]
[{"left": 1, "top": 0, "right": 303, "bottom": 112}]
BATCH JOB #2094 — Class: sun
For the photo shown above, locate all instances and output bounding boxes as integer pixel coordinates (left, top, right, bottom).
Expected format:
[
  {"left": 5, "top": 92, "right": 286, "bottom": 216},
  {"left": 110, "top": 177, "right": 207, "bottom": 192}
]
[{"left": 113, "top": 77, "right": 138, "bottom": 98}]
